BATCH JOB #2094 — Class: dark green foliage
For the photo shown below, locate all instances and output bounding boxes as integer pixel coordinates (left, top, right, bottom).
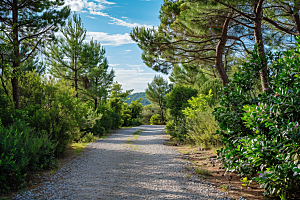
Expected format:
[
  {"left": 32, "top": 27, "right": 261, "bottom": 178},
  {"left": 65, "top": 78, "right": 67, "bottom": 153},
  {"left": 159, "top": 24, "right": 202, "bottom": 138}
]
[
  {"left": 121, "top": 103, "right": 132, "bottom": 127},
  {"left": 16, "top": 71, "right": 101, "bottom": 155},
  {"left": 169, "top": 64, "right": 204, "bottom": 88},
  {"left": 0, "top": 0, "right": 71, "bottom": 109},
  {"left": 125, "top": 92, "right": 151, "bottom": 106},
  {"left": 0, "top": 94, "right": 14, "bottom": 126},
  {"left": 129, "top": 99, "right": 143, "bottom": 119},
  {"left": 21, "top": 58, "right": 46, "bottom": 76},
  {"left": 165, "top": 85, "right": 198, "bottom": 121},
  {"left": 150, "top": 114, "right": 163, "bottom": 125},
  {"left": 165, "top": 85, "right": 198, "bottom": 141},
  {"left": 46, "top": 14, "right": 87, "bottom": 98},
  {"left": 80, "top": 40, "right": 114, "bottom": 110},
  {"left": 141, "top": 104, "right": 161, "bottom": 125},
  {"left": 0, "top": 121, "right": 57, "bottom": 192},
  {"left": 213, "top": 42, "right": 300, "bottom": 199},
  {"left": 145, "top": 75, "right": 170, "bottom": 122}
]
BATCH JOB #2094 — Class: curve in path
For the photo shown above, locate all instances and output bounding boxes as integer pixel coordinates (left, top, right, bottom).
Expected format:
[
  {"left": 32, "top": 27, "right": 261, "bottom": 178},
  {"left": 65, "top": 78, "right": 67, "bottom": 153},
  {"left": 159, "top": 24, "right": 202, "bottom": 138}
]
[{"left": 14, "top": 125, "right": 231, "bottom": 200}]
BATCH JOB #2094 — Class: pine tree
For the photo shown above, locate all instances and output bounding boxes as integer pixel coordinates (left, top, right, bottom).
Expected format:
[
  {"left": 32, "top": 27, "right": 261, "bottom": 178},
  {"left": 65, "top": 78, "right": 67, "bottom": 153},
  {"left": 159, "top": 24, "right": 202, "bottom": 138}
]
[
  {"left": 0, "top": 0, "right": 70, "bottom": 108},
  {"left": 145, "top": 75, "right": 170, "bottom": 122},
  {"left": 80, "top": 40, "right": 115, "bottom": 110},
  {"left": 46, "top": 14, "right": 86, "bottom": 98}
]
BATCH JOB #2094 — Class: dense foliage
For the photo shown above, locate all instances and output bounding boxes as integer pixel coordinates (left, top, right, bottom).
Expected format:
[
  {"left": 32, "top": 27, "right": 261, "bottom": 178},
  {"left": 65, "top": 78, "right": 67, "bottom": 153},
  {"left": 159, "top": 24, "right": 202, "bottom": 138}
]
[
  {"left": 0, "top": 121, "right": 57, "bottom": 192},
  {"left": 165, "top": 85, "right": 198, "bottom": 141},
  {"left": 182, "top": 91, "right": 221, "bottom": 148},
  {"left": 214, "top": 43, "right": 300, "bottom": 199},
  {"left": 0, "top": 11, "right": 141, "bottom": 193}
]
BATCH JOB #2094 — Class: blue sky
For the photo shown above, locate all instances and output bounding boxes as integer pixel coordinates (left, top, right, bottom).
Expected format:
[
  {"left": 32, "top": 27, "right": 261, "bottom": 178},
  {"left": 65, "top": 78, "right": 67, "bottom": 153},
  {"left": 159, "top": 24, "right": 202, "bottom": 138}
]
[{"left": 65, "top": 0, "right": 168, "bottom": 92}]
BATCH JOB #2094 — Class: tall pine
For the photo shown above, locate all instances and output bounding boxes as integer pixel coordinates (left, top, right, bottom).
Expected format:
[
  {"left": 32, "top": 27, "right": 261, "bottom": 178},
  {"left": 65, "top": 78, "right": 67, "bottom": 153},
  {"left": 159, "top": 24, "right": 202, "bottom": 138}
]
[
  {"left": 46, "top": 14, "right": 86, "bottom": 98},
  {"left": 80, "top": 40, "right": 115, "bottom": 110},
  {"left": 0, "top": 0, "right": 70, "bottom": 108}
]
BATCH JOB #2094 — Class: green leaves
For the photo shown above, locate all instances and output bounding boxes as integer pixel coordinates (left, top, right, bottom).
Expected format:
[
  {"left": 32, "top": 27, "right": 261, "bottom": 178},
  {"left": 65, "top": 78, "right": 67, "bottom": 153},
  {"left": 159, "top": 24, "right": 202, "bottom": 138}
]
[{"left": 214, "top": 43, "right": 300, "bottom": 199}]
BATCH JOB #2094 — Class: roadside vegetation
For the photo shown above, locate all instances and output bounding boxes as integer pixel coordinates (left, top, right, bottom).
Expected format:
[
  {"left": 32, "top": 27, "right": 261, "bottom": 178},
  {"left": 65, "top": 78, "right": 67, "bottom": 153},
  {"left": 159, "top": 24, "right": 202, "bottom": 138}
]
[
  {"left": 1, "top": 0, "right": 300, "bottom": 199},
  {"left": 131, "top": 0, "right": 300, "bottom": 199}
]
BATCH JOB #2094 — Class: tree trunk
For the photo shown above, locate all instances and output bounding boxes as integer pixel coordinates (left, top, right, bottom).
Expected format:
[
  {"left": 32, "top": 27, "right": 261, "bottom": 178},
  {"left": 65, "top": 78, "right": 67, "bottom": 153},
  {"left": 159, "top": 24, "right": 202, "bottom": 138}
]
[
  {"left": 94, "top": 98, "right": 98, "bottom": 110},
  {"left": 75, "top": 57, "right": 78, "bottom": 98},
  {"left": 12, "top": 0, "right": 20, "bottom": 109},
  {"left": 292, "top": 0, "right": 300, "bottom": 36},
  {"left": 254, "top": 0, "right": 268, "bottom": 91},
  {"left": 160, "top": 106, "right": 164, "bottom": 123},
  {"left": 292, "top": 13, "right": 300, "bottom": 35},
  {"left": 215, "top": 12, "right": 232, "bottom": 87}
]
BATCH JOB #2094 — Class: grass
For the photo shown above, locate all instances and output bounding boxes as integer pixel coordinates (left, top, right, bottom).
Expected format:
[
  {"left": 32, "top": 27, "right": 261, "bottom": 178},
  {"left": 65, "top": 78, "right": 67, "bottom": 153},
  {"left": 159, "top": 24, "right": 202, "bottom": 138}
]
[
  {"left": 220, "top": 184, "right": 229, "bottom": 192},
  {"left": 133, "top": 129, "right": 145, "bottom": 135},
  {"left": 166, "top": 141, "right": 174, "bottom": 145},
  {"left": 102, "top": 136, "right": 106, "bottom": 139},
  {"left": 194, "top": 167, "right": 212, "bottom": 176},
  {"left": 185, "top": 175, "right": 191, "bottom": 178},
  {"left": 71, "top": 143, "right": 88, "bottom": 155},
  {"left": 120, "top": 126, "right": 136, "bottom": 129},
  {"left": 126, "top": 138, "right": 133, "bottom": 144},
  {"left": 133, "top": 135, "right": 139, "bottom": 140}
]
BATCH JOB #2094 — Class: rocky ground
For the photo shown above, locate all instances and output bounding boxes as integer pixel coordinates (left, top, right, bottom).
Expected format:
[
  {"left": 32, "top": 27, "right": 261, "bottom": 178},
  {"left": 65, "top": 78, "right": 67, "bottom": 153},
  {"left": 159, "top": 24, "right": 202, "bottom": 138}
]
[{"left": 13, "top": 125, "right": 239, "bottom": 200}]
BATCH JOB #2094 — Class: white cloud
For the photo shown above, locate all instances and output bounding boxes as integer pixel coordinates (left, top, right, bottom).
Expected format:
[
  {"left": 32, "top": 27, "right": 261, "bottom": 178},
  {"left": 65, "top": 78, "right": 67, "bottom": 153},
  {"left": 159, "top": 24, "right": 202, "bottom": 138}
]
[
  {"left": 127, "top": 64, "right": 142, "bottom": 67},
  {"left": 89, "top": 11, "right": 109, "bottom": 17},
  {"left": 65, "top": 0, "right": 85, "bottom": 11},
  {"left": 65, "top": 0, "right": 115, "bottom": 12},
  {"left": 124, "top": 50, "right": 131, "bottom": 52},
  {"left": 95, "top": 0, "right": 115, "bottom": 4},
  {"left": 86, "top": 32, "right": 135, "bottom": 46},
  {"left": 65, "top": 0, "right": 154, "bottom": 29},
  {"left": 113, "top": 68, "right": 169, "bottom": 92},
  {"left": 108, "top": 16, "right": 153, "bottom": 28},
  {"left": 109, "top": 63, "right": 120, "bottom": 67},
  {"left": 87, "top": 16, "right": 96, "bottom": 19}
]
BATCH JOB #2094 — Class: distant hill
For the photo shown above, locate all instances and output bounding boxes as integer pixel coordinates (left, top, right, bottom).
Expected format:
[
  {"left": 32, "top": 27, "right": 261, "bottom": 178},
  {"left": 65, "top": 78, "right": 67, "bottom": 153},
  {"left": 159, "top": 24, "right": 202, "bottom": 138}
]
[{"left": 125, "top": 92, "right": 151, "bottom": 106}]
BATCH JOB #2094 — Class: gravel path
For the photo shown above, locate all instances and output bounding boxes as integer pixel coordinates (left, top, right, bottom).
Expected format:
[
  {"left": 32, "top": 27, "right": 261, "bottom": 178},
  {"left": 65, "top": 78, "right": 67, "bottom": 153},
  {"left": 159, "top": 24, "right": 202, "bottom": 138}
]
[{"left": 14, "top": 125, "right": 232, "bottom": 200}]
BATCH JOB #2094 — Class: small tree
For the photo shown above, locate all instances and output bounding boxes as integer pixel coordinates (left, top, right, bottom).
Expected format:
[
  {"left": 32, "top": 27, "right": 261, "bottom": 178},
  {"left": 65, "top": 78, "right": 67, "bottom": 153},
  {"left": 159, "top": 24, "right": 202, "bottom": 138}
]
[
  {"left": 46, "top": 14, "right": 86, "bottom": 98},
  {"left": 80, "top": 40, "right": 115, "bottom": 110},
  {"left": 129, "top": 99, "right": 143, "bottom": 119},
  {"left": 145, "top": 75, "right": 170, "bottom": 122}
]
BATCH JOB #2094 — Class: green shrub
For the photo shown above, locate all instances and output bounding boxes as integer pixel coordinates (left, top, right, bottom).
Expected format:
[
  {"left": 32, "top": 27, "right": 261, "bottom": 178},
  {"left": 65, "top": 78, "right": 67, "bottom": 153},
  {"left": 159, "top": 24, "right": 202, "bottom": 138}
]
[
  {"left": 165, "top": 85, "right": 198, "bottom": 141},
  {"left": 121, "top": 103, "right": 132, "bottom": 127},
  {"left": 17, "top": 73, "right": 101, "bottom": 155},
  {"left": 150, "top": 114, "right": 162, "bottom": 125},
  {"left": 182, "top": 91, "right": 221, "bottom": 148},
  {"left": 131, "top": 117, "right": 142, "bottom": 126},
  {"left": 0, "top": 121, "right": 57, "bottom": 192},
  {"left": 213, "top": 43, "right": 300, "bottom": 199},
  {"left": 141, "top": 104, "right": 161, "bottom": 124},
  {"left": 80, "top": 132, "right": 97, "bottom": 143}
]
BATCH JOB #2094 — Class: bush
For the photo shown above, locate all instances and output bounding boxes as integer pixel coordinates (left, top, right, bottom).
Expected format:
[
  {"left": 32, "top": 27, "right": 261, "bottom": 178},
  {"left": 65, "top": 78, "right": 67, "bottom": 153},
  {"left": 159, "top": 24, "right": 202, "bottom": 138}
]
[
  {"left": 80, "top": 132, "right": 98, "bottom": 143},
  {"left": 213, "top": 43, "right": 300, "bottom": 199},
  {"left": 182, "top": 91, "right": 221, "bottom": 148},
  {"left": 141, "top": 104, "right": 161, "bottom": 124},
  {"left": 150, "top": 114, "right": 162, "bottom": 125},
  {"left": 131, "top": 117, "right": 142, "bottom": 126},
  {"left": 0, "top": 121, "right": 57, "bottom": 192},
  {"left": 165, "top": 85, "right": 198, "bottom": 141},
  {"left": 17, "top": 73, "right": 101, "bottom": 155}
]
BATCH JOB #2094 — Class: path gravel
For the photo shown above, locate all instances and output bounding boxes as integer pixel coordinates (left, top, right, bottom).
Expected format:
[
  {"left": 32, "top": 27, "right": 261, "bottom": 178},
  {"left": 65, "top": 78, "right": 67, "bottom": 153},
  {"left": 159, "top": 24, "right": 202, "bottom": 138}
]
[{"left": 14, "top": 125, "right": 233, "bottom": 200}]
